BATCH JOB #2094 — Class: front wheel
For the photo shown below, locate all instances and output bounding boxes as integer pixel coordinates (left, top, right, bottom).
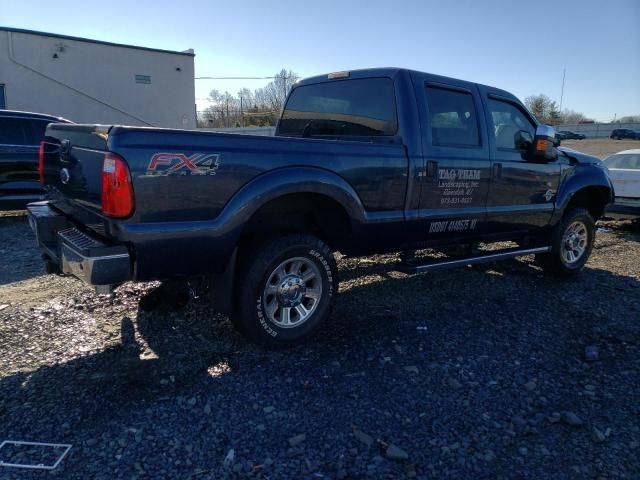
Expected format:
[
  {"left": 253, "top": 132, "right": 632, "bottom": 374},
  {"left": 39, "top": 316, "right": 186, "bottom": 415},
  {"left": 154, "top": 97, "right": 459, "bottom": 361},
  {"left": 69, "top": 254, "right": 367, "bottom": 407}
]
[
  {"left": 536, "top": 208, "right": 595, "bottom": 275},
  {"left": 232, "top": 234, "right": 338, "bottom": 348}
]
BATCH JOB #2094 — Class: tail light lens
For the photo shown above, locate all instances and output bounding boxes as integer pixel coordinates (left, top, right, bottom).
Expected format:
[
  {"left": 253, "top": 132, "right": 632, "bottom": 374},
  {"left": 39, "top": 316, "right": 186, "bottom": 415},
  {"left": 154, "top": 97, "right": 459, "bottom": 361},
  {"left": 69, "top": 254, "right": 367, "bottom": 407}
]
[
  {"left": 38, "top": 141, "right": 45, "bottom": 184},
  {"left": 102, "top": 153, "right": 134, "bottom": 218}
]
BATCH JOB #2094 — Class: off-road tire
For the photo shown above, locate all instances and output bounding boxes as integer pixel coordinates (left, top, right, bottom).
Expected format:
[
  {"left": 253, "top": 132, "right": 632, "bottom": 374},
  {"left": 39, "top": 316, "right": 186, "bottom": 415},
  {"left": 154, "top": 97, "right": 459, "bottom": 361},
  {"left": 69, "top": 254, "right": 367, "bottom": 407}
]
[
  {"left": 232, "top": 234, "right": 338, "bottom": 348},
  {"left": 535, "top": 208, "right": 595, "bottom": 275}
]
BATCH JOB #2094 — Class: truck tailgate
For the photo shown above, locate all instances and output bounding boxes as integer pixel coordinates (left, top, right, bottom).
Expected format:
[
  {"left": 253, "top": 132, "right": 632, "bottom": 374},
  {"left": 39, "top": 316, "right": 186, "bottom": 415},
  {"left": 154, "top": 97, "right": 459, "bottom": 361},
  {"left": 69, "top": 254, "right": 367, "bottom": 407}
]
[{"left": 42, "top": 124, "right": 112, "bottom": 225}]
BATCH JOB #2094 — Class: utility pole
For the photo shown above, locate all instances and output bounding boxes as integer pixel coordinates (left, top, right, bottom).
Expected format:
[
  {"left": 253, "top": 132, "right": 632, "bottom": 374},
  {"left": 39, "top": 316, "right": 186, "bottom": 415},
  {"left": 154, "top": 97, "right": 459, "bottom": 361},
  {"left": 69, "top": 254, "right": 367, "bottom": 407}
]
[
  {"left": 283, "top": 74, "right": 288, "bottom": 108},
  {"left": 559, "top": 67, "right": 566, "bottom": 114},
  {"left": 240, "top": 95, "right": 244, "bottom": 128}
]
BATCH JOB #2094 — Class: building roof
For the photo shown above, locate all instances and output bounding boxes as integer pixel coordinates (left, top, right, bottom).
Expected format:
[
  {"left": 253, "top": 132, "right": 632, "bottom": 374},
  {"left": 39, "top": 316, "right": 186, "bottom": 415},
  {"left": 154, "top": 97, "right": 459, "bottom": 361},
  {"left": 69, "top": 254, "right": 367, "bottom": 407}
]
[{"left": 0, "top": 26, "right": 195, "bottom": 57}]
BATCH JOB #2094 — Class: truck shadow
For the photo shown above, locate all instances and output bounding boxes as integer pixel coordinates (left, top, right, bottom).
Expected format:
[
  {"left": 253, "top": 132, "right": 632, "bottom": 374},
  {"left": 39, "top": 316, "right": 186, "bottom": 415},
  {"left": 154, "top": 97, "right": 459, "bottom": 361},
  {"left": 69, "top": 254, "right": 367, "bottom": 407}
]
[
  {"left": 0, "top": 309, "right": 240, "bottom": 447},
  {"left": 0, "top": 257, "right": 637, "bottom": 474}
]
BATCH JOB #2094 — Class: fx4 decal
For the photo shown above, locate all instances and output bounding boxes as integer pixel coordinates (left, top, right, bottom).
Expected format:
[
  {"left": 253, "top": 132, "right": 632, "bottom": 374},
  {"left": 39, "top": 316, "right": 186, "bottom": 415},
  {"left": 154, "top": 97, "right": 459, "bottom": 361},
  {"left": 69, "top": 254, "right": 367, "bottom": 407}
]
[{"left": 145, "top": 152, "right": 221, "bottom": 176}]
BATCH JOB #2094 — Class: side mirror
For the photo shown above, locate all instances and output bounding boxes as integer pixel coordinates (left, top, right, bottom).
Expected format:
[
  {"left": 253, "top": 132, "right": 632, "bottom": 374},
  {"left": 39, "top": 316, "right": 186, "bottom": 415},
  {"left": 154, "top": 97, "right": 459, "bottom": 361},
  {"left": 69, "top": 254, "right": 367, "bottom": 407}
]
[
  {"left": 514, "top": 130, "right": 533, "bottom": 150},
  {"left": 554, "top": 133, "right": 562, "bottom": 146},
  {"left": 531, "top": 125, "right": 558, "bottom": 161}
]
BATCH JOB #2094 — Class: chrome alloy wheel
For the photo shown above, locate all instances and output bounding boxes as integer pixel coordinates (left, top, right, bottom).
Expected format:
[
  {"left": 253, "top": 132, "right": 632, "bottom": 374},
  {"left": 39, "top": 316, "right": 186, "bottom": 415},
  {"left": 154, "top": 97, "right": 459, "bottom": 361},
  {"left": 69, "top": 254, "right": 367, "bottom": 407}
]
[
  {"left": 263, "top": 257, "right": 322, "bottom": 328},
  {"left": 561, "top": 220, "right": 588, "bottom": 265}
]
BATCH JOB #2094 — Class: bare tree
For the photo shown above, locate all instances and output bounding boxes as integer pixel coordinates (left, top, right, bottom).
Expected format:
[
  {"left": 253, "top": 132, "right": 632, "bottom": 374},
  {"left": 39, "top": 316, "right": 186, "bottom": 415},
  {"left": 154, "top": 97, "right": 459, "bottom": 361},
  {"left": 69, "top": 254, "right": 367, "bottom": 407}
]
[
  {"left": 261, "top": 69, "right": 300, "bottom": 113},
  {"left": 525, "top": 94, "right": 561, "bottom": 124},
  {"left": 198, "top": 68, "right": 300, "bottom": 128},
  {"left": 525, "top": 94, "right": 596, "bottom": 125},
  {"left": 560, "top": 109, "right": 594, "bottom": 124},
  {"left": 616, "top": 115, "right": 640, "bottom": 123}
]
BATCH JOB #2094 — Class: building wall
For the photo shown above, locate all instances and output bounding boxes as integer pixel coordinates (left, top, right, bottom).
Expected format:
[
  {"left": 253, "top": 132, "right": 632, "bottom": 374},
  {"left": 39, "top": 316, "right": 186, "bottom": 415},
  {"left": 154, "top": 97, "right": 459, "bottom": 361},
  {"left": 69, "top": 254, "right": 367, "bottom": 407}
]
[{"left": 0, "top": 30, "right": 195, "bottom": 128}]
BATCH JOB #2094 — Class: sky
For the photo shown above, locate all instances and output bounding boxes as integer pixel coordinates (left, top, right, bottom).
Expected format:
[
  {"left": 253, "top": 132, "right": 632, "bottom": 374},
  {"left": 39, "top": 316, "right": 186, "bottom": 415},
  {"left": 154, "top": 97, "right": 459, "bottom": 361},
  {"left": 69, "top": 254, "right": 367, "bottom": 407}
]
[{"left": 2, "top": 0, "right": 639, "bottom": 121}]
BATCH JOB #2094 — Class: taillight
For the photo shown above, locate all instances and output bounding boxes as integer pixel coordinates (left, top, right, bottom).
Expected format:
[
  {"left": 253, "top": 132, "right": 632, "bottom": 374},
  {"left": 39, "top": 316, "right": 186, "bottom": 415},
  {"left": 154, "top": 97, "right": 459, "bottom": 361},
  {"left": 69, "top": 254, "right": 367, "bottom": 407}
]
[
  {"left": 102, "top": 153, "right": 134, "bottom": 218},
  {"left": 38, "top": 141, "right": 45, "bottom": 184}
]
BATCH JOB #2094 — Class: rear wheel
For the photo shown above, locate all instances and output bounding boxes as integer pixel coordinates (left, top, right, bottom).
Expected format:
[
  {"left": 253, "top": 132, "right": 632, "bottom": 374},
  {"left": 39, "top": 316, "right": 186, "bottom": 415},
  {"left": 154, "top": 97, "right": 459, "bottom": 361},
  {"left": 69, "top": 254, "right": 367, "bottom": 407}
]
[
  {"left": 232, "top": 234, "right": 338, "bottom": 348},
  {"left": 536, "top": 208, "right": 595, "bottom": 275}
]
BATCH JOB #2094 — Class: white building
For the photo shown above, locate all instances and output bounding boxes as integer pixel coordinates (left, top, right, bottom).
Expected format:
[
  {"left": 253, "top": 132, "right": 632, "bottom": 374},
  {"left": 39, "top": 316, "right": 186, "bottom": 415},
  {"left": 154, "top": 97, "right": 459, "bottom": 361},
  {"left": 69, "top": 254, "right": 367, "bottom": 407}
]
[{"left": 0, "top": 27, "right": 196, "bottom": 129}]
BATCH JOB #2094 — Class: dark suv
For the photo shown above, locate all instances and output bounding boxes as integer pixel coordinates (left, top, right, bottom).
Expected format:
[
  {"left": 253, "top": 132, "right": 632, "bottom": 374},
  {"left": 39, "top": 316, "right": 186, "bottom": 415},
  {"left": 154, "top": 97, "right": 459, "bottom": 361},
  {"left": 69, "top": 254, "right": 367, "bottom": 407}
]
[
  {"left": 557, "top": 130, "right": 585, "bottom": 140},
  {"left": 0, "top": 110, "right": 72, "bottom": 209},
  {"left": 610, "top": 128, "right": 640, "bottom": 140}
]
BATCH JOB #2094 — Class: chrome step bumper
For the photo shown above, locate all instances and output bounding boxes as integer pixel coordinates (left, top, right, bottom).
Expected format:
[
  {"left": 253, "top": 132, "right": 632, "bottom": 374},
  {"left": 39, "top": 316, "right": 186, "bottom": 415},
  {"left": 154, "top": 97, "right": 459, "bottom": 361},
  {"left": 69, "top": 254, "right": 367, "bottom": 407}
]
[{"left": 26, "top": 201, "right": 132, "bottom": 286}]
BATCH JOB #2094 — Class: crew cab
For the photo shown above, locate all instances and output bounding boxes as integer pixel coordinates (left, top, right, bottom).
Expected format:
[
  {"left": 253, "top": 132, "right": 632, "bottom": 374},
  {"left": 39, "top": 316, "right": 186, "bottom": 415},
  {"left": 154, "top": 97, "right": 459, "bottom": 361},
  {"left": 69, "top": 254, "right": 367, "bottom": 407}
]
[
  {"left": 0, "top": 110, "right": 72, "bottom": 209},
  {"left": 27, "top": 68, "right": 614, "bottom": 347}
]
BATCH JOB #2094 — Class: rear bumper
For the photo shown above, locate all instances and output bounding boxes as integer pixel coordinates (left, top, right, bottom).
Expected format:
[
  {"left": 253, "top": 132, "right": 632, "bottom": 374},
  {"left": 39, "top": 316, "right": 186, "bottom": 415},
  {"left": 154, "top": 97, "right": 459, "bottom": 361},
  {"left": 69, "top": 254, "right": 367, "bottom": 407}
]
[
  {"left": 27, "top": 201, "right": 132, "bottom": 286},
  {"left": 0, "top": 193, "right": 45, "bottom": 210},
  {"left": 605, "top": 197, "right": 640, "bottom": 220}
]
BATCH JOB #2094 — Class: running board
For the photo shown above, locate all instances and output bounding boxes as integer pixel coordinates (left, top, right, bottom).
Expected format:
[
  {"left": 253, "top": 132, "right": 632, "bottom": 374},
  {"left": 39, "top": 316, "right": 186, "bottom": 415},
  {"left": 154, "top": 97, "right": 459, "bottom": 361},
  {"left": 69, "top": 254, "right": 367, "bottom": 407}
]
[{"left": 397, "top": 246, "right": 551, "bottom": 274}]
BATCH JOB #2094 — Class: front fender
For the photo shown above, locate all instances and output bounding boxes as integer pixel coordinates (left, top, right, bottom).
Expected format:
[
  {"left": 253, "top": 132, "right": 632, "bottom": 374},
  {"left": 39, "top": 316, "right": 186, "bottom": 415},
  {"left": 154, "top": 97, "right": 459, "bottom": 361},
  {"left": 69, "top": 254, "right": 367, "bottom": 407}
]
[{"left": 551, "top": 164, "right": 613, "bottom": 225}]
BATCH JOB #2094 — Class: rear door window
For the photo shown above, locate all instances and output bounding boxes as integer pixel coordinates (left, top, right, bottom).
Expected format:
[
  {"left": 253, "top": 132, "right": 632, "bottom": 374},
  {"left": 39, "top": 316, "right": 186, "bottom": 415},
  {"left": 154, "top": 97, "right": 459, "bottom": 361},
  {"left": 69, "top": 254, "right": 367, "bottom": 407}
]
[
  {"left": 278, "top": 78, "right": 398, "bottom": 137},
  {"left": 425, "top": 86, "right": 480, "bottom": 147},
  {"left": 0, "top": 117, "right": 28, "bottom": 145}
]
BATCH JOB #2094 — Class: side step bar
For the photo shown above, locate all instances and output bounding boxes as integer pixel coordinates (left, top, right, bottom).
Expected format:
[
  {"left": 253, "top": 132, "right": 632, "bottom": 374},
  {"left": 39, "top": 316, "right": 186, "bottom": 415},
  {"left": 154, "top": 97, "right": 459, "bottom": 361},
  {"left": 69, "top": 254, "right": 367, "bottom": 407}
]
[{"left": 397, "top": 246, "right": 551, "bottom": 274}]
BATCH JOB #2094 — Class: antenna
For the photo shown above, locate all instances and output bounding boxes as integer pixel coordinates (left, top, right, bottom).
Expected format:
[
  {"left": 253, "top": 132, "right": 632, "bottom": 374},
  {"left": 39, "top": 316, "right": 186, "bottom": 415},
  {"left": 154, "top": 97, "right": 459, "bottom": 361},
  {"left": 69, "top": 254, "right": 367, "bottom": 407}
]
[{"left": 559, "top": 67, "right": 566, "bottom": 113}]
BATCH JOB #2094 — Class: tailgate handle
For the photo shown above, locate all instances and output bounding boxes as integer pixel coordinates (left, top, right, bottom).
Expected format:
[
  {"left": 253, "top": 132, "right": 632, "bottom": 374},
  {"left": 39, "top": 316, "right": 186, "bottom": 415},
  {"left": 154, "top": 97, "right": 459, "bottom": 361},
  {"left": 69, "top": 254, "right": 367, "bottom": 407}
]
[{"left": 60, "top": 139, "right": 74, "bottom": 163}]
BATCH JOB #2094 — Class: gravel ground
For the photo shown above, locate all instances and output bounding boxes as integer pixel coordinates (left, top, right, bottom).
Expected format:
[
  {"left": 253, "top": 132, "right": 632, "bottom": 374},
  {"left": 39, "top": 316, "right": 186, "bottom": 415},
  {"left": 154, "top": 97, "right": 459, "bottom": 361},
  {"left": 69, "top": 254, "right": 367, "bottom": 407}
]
[
  {"left": 0, "top": 211, "right": 639, "bottom": 479},
  {"left": 561, "top": 139, "right": 639, "bottom": 159}
]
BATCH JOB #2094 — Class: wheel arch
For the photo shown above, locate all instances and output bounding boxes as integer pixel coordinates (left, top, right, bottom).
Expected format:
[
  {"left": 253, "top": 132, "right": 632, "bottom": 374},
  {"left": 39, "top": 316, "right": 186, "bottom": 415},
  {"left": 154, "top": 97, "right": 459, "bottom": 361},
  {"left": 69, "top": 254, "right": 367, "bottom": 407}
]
[
  {"left": 553, "top": 171, "right": 613, "bottom": 224},
  {"left": 221, "top": 167, "right": 366, "bottom": 248},
  {"left": 240, "top": 192, "right": 353, "bottom": 251},
  {"left": 205, "top": 167, "right": 365, "bottom": 314}
]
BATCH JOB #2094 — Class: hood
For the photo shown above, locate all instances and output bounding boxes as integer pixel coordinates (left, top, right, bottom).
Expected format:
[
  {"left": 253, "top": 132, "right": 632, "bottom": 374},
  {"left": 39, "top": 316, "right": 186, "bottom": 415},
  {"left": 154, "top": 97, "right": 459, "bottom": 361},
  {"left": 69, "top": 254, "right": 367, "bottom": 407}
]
[{"left": 558, "top": 147, "right": 604, "bottom": 166}]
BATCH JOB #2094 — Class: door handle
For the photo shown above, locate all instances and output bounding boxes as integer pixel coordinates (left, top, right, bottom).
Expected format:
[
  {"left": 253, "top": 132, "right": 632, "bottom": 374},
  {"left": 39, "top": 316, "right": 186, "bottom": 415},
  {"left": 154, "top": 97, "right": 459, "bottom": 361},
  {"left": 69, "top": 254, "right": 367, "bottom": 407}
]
[
  {"left": 427, "top": 160, "right": 438, "bottom": 178},
  {"left": 493, "top": 163, "right": 502, "bottom": 178}
]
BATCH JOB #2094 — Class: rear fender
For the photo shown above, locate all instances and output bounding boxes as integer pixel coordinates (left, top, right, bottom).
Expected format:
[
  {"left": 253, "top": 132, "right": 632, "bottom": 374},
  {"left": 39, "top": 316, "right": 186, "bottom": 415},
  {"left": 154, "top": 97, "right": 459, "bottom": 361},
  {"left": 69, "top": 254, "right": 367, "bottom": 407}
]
[
  {"left": 222, "top": 166, "right": 367, "bottom": 240},
  {"left": 116, "top": 167, "right": 367, "bottom": 279}
]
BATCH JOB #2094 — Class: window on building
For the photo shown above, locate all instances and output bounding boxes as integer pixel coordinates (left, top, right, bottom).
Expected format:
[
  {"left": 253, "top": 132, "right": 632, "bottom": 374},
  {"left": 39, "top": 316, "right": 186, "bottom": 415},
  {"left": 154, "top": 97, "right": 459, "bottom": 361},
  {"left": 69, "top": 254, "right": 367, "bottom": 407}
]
[
  {"left": 278, "top": 78, "right": 398, "bottom": 137},
  {"left": 425, "top": 86, "right": 480, "bottom": 147},
  {"left": 487, "top": 99, "right": 536, "bottom": 150}
]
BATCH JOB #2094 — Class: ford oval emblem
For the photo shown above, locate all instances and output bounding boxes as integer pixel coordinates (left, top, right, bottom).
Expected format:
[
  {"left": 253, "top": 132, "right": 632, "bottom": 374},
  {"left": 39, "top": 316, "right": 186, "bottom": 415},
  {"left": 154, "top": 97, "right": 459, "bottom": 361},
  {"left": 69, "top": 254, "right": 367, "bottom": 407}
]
[{"left": 60, "top": 168, "right": 71, "bottom": 185}]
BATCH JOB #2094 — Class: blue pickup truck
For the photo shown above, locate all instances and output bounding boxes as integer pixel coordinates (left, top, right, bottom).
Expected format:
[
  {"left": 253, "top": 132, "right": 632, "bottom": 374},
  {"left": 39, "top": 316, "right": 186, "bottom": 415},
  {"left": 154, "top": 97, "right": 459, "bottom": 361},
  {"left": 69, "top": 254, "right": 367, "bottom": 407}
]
[{"left": 28, "top": 68, "right": 614, "bottom": 347}]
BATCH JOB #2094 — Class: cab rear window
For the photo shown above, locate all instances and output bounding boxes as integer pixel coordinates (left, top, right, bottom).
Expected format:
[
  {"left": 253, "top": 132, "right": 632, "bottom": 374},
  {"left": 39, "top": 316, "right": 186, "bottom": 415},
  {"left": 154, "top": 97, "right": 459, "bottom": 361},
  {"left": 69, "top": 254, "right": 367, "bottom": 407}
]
[{"left": 278, "top": 78, "right": 398, "bottom": 138}]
